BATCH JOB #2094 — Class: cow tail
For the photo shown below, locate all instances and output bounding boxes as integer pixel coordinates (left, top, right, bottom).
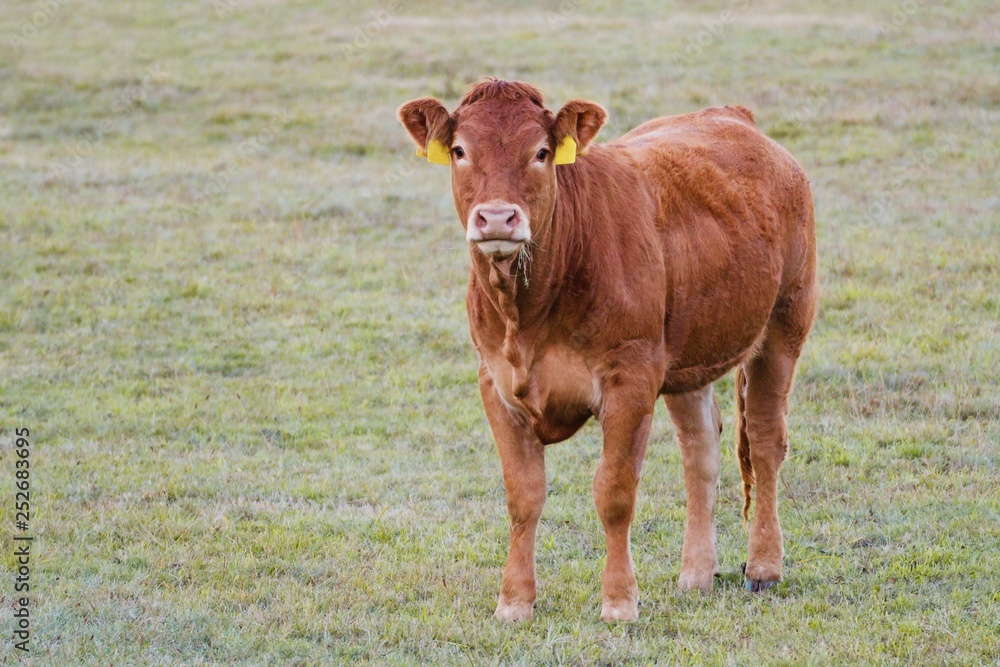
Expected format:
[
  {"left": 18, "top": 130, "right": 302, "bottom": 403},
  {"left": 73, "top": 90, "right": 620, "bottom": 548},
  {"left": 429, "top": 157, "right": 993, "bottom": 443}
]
[{"left": 735, "top": 365, "right": 754, "bottom": 523}]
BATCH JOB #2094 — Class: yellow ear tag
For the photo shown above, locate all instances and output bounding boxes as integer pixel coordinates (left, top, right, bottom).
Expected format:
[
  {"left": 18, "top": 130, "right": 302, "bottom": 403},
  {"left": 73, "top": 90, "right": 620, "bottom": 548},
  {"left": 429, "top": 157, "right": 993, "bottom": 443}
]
[
  {"left": 426, "top": 139, "right": 451, "bottom": 165},
  {"left": 554, "top": 136, "right": 577, "bottom": 165},
  {"left": 415, "top": 147, "right": 427, "bottom": 158}
]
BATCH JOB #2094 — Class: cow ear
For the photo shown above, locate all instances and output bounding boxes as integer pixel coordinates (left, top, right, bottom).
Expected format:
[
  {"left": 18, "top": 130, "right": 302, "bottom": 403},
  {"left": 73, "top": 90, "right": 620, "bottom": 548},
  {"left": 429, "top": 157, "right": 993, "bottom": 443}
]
[
  {"left": 552, "top": 99, "right": 608, "bottom": 162},
  {"left": 397, "top": 97, "right": 453, "bottom": 165}
]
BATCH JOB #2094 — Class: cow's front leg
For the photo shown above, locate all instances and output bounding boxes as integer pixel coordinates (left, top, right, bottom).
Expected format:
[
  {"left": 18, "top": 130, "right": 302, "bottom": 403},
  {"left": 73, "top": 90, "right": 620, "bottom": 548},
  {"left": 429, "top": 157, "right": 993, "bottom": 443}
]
[
  {"left": 594, "top": 379, "right": 657, "bottom": 622},
  {"left": 479, "top": 370, "right": 546, "bottom": 622}
]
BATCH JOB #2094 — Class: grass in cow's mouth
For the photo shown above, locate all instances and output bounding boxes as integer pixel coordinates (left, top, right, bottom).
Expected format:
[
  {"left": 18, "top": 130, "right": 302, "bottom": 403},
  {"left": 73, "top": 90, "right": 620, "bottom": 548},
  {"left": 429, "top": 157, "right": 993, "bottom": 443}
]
[
  {"left": 0, "top": 1, "right": 996, "bottom": 665},
  {"left": 518, "top": 242, "right": 535, "bottom": 286}
]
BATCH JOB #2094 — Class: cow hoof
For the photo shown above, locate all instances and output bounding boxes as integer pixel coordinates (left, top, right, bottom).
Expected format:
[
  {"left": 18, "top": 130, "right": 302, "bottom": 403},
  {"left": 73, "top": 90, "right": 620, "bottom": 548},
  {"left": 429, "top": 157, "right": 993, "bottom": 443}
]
[
  {"left": 741, "top": 560, "right": 782, "bottom": 585},
  {"left": 493, "top": 600, "right": 534, "bottom": 622},
  {"left": 600, "top": 600, "right": 639, "bottom": 622},
  {"left": 743, "top": 578, "right": 778, "bottom": 592},
  {"left": 677, "top": 569, "right": 715, "bottom": 592}
]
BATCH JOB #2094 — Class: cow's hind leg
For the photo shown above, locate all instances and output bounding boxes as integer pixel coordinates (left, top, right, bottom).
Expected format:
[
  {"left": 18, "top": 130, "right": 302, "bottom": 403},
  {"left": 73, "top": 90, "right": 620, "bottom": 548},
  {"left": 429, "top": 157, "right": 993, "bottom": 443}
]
[
  {"left": 739, "top": 314, "right": 810, "bottom": 591},
  {"left": 665, "top": 384, "right": 722, "bottom": 591},
  {"left": 479, "top": 370, "right": 547, "bottom": 622}
]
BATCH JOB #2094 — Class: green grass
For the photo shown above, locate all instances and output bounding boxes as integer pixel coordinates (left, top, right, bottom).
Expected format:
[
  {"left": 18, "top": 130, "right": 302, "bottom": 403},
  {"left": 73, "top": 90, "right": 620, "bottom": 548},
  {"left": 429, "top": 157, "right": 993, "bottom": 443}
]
[{"left": 1, "top": 0, "right": 998, "bottom": 664}]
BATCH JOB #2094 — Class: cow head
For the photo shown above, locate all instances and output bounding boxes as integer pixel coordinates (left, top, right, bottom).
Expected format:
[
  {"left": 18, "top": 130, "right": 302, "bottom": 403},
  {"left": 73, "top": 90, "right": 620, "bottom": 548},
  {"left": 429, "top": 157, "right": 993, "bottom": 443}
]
[{"left": 398, "top": 80, "right": 607, "bottom": 260}]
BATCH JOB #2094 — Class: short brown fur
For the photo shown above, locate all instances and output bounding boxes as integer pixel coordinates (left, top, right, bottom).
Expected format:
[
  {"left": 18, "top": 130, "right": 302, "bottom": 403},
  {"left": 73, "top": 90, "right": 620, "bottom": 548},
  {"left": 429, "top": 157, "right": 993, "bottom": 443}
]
[{"left": 398, "top": 79, "right": 817, "bottom": 621}]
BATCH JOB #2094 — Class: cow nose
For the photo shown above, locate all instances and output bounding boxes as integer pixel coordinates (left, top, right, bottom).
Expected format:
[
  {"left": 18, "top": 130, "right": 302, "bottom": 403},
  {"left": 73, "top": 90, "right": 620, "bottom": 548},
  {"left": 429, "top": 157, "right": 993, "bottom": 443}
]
[
  {"left": 476, "top": 206, "right": 521, "bottom": 237},
  {"left": 466, "top": 203, "right": 530, "bottom": 251}
]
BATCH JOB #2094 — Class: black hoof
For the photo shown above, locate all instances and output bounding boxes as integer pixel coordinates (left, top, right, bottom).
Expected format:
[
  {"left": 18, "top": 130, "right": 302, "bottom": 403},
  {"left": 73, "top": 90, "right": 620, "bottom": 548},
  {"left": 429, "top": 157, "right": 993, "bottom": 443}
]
[{"left": 744, "top": 578, "right": 777, "bottom": 592}]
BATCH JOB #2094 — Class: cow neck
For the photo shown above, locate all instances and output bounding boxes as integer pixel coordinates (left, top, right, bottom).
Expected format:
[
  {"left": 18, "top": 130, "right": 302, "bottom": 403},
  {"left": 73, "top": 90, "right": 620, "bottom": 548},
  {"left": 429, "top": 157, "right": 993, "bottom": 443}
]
[
  {"left": 484, "top": 259, "right": 535, "bottom": 413},
  {"left": 469, "top": 168, "right": 592, "bottom": 420},
  {"left": 466, "top": 238, "right": 548, "bottom": 422}
]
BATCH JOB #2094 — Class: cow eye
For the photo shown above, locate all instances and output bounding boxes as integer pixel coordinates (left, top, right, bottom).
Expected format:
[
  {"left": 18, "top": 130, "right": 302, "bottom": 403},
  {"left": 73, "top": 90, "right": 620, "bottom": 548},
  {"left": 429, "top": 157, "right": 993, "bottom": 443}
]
[
  {"left": 535, "top": 148, "right": 549, "bottom": 161},
  {"left": 452, "top": 146, "right": 465, "bottom": 159}
]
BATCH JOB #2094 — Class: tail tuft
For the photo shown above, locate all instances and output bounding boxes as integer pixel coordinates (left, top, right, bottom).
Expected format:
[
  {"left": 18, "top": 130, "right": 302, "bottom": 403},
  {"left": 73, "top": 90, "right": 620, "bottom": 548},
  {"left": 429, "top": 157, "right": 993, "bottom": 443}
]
[{"left": 735, "top": 366, "right": 755, "bottom": 522}]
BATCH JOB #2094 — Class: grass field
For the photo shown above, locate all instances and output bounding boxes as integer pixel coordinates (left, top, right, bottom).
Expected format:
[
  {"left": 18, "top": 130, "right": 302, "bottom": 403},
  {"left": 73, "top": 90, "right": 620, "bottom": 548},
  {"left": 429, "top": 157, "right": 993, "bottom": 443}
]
[{"left": 1, "top": 0, "right": 998, "bottom": 664}]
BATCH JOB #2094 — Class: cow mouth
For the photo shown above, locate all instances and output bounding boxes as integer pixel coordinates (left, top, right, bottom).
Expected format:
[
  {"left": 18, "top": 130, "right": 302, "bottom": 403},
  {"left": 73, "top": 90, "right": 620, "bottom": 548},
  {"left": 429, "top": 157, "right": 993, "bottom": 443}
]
[{"left": 474, "top": 239, "right": 525, "bottom": 258}]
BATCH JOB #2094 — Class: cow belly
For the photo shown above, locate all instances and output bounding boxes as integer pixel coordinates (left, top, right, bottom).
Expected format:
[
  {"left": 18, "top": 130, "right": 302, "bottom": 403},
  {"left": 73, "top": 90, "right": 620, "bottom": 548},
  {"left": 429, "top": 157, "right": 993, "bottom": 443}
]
[
  {"left": 660, "top": 302, "right": 773, "bottom": 394},
  {"left": 660, "top": 352, "right": 745, "bottom": 394}
]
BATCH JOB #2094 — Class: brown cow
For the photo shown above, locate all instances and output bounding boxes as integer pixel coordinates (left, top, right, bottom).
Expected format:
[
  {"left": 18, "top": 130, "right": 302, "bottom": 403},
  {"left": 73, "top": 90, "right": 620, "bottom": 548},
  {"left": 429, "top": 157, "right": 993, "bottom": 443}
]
[{"left": 398, "top": 80, "right": 817, "bottom": 622}]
